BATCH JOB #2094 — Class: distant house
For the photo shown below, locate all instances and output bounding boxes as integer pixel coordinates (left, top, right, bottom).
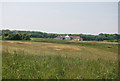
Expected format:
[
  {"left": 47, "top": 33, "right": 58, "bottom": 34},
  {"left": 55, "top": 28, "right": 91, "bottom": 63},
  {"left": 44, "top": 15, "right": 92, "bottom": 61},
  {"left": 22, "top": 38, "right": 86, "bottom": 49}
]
[{"left": 55, "top": 35, "right": 83, "bottom": 41}]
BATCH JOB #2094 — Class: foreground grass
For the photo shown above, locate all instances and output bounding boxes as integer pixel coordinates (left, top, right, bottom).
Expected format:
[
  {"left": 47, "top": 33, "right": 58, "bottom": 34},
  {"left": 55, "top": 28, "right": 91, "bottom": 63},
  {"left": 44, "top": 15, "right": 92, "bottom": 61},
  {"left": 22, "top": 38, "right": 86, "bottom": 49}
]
[
  {"left": 3, "top": 51, "right": 118, "bottom": 79},
  {"left": 2, "top": 40, "right": 118, "bottom": 79}
]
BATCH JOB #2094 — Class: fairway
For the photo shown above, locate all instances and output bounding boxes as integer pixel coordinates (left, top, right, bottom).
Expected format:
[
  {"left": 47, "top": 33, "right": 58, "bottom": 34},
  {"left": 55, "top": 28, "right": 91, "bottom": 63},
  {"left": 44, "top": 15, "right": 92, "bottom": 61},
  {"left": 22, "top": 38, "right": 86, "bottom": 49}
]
[{"left": 2, "top": 40, "right": 118, "bottom": 79}]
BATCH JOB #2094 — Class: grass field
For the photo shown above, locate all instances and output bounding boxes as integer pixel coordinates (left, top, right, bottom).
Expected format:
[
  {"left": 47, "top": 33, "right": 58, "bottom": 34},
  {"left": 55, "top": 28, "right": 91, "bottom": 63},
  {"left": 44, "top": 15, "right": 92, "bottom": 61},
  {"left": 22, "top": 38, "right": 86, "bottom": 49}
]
[{"left": 2, "top": 38, "right": 119, "bottom": 79}]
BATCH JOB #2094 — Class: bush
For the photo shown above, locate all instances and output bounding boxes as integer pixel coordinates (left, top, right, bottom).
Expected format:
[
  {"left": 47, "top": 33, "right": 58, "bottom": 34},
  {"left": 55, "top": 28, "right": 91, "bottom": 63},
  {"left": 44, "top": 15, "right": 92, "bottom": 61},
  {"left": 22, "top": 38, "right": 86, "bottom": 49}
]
[
  {"left": 109, "top": 39, "right": 120, "bottom": 42},
  {"left": 2, "top": 33, "right": 30, "bottom": 40}
]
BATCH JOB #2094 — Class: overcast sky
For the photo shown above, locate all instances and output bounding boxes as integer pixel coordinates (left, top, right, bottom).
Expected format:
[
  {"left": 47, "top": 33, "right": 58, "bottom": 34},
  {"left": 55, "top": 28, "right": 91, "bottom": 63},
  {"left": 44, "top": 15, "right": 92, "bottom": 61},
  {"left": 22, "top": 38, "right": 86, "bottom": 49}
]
[{"left": 1, "top": 2, "right": 118, "bottom": 34}]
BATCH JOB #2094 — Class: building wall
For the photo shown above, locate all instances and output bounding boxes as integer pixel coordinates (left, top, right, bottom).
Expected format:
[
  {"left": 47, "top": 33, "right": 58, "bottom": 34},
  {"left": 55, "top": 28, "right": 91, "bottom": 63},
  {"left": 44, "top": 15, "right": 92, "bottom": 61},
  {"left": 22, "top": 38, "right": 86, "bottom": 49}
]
[
  {"left": 55, "top": 38, "right": 64, "bottom": 40},
  {"left": 72, "top": 39, "right": 79, "bottom": 41},
  {"left": 80, "top": 39, "right": 83, "bottom": 41},
  {"left": 65, "top": 37, "right": 71, "bottom": 40},
  {"left": 72, "top": 38, "right": 83, "bottom": 41},
  {"left": 55, "top": 37, "right": 83, "bottom": 41}
]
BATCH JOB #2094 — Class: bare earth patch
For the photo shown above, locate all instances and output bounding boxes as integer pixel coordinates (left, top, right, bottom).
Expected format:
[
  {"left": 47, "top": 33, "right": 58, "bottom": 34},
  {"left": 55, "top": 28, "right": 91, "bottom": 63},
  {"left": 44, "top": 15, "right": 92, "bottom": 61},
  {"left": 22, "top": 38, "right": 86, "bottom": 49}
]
[
  {"left": 43, "top": 46, "right": 80, "bottom": 51},
  {"left": 3, "top": 41, "right": 32, "bottom": 44}
]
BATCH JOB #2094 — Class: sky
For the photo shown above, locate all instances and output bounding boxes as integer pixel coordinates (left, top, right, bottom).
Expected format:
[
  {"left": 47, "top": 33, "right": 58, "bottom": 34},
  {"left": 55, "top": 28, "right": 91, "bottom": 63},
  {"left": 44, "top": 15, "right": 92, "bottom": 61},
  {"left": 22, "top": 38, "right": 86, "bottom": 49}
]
[
  {"left": 0, "top": 0, "right": 119, "bottom": 2},
  {"left": 1, "top": 2, "right": 118, "bottom": 34}
]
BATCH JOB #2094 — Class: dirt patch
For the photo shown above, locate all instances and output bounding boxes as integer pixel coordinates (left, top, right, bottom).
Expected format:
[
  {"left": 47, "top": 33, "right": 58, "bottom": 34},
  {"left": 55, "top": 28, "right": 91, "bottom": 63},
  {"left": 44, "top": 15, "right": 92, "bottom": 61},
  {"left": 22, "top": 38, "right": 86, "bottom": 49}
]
[
  {"left": 43, "top": 46, "right": 80, "bottom": 51},
  {"left": 17, "top": 42, "right": 32, "bottom": 44},
  {"left": 3, "top": 41, "right": 32, "bottom": 44},
  {"left": 3, "top": 41, "right": 15, "bottom": 43}
]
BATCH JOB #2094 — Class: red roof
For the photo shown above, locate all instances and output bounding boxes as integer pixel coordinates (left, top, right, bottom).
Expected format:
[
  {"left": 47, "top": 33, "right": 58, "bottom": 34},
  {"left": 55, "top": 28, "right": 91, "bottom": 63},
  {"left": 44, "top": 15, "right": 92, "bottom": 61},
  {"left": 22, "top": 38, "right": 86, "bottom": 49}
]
[
  {"left": 56, "top": 36, "right": 65, "bottom": 38},
  {"left": 69, "top": 36, "right": 83, "bottom": 39}
]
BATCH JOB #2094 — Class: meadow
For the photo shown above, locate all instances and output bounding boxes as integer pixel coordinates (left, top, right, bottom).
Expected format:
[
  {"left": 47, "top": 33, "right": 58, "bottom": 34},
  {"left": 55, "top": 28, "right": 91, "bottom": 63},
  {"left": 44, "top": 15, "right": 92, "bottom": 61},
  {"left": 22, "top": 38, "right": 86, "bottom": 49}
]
[{"left": 2, "top": 38, "right": 119, "bottom": 79}]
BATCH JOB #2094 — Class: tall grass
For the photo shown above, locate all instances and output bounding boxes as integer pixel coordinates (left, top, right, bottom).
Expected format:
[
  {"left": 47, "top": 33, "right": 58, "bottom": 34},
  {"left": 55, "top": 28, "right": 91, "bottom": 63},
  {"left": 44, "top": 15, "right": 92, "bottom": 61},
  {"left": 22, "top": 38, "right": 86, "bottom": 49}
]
[
  {"left": 2, "top": 49, "right": 118, "bottom": 79},
  {"left": 2, "top": 40, "right": 119, "bottom": 79}
]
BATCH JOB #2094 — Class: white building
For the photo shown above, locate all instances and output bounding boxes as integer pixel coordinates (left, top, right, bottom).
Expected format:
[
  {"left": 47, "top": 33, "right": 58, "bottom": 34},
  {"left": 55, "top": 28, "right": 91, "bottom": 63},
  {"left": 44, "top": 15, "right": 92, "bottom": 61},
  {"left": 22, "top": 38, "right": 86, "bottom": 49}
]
[{"left": 55, "top": 35, "right": 83, "bottom": 41}]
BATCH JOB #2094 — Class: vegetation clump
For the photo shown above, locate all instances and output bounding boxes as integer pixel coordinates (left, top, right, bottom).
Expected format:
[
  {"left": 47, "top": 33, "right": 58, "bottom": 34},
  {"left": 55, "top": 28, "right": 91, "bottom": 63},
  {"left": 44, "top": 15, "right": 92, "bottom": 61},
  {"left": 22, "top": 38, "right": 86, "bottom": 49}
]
[{"left": 2, "top": 31, "right": 30, "bottom": 40}]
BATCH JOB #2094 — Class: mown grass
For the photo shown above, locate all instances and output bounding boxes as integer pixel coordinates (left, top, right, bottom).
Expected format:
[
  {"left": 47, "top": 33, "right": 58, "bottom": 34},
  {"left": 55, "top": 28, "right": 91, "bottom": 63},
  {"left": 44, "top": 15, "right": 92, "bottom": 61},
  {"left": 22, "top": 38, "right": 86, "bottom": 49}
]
[{"left": 2, "top": 39, "right": 119, "bottom": 79}]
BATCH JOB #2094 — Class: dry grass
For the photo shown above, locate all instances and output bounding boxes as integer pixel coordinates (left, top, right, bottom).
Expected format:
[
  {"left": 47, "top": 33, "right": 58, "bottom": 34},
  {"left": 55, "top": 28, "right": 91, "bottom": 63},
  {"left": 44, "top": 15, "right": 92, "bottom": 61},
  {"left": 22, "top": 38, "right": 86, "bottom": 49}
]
[
  {"left": 70, "top": 40, "right": 118, "bottom": 44},
  {"left": 2, "top": 40, "right": 118, "bottom": 61},
  {"left": 3, "top": 41, "right": 32, "bottom": 44},
  {"left": 43, "top": 45, "right": 80, "bottom": 51}
]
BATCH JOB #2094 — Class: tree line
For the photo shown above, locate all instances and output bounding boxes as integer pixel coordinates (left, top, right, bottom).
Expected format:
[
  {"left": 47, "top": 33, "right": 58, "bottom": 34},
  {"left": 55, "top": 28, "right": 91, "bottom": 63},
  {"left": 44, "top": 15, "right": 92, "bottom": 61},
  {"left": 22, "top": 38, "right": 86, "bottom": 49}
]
[
  {"left": 1, "top": 29, "right": 120, "bottom": 41},
  {"left": 1, "top": 30, "right": 30, "bottom": 40}
]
